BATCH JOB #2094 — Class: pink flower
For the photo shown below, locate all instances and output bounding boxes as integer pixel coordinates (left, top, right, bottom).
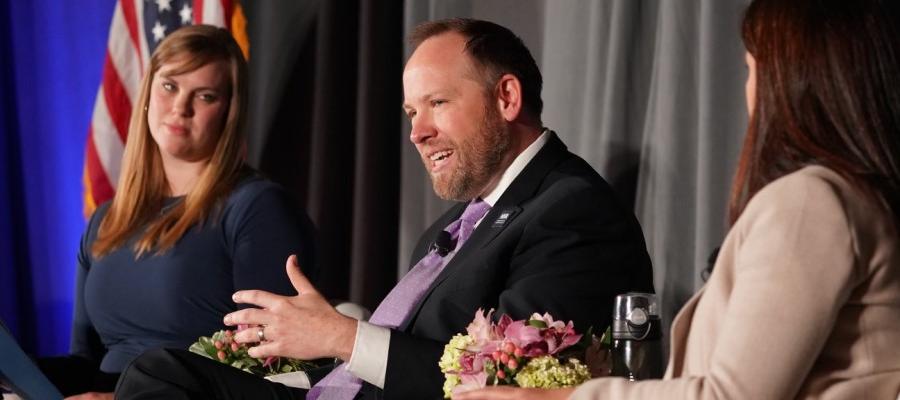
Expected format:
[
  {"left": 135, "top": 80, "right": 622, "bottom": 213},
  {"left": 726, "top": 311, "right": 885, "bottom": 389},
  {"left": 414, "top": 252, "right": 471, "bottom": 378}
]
[
  {"left": 458, "top": 352, "right": 486, "bottom": 374},
  {"left": 522, "top": 313, "right": 583, "bottom": 355},
  {"left": 530, "top": 312, "right": 566, "bottom": 330},
  {"left": 539, "top": 319, "right": 582, "bottom": 355},
  {"left": 466, "top": 309, "right": 500, "bottom": 352},
  {"left": 495, "top": 314, "right": 513, "bottom": 338},
  {"left": 451, "top": 371, "right": 488, "bottom": 395},
  {"left": 522, "top": 342, "right": 548, "bottom": 357},
  {"left": 502, "top": 320, "right": 542, "bottom": 349}
]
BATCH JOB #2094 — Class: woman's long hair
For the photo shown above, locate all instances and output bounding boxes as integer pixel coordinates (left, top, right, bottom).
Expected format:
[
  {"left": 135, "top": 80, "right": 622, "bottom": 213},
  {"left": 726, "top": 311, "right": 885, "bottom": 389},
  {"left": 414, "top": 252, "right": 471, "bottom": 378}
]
[
  {"left": 730, "top": 0, "right": 900, "bottom": 226},
  {"left": 92, "top": 25, "right": 249, "bottom": 257}
]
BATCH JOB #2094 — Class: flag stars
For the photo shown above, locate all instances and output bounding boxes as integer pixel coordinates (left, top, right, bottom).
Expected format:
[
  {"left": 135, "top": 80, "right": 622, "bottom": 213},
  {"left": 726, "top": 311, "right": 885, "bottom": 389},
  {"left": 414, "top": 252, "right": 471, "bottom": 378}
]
[
  {"left": 151, "top": 21, "right": 167, "bottom": 42},
  {"left": 179, "top": 4, "right": 193, "bottom": 25},
  {"left": 156, "top": 0, "right": 172, "bottom": 13}
]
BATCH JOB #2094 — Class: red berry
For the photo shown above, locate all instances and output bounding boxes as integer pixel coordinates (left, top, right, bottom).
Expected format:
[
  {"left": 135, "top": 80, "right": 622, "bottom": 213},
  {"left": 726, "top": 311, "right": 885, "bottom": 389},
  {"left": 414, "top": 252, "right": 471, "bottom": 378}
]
[
  {"left": 492, "top": 351, "right": 502, "bottom": 360},
  {"left": 230, "top": 342, "right": 240, "bottom": 352},
  {"left": 214, "top": 340, "right": 223, "bottom": 349},
  {"left": 499, "top": 353, "right": 510, "bottom": 364},
  {"left": 217, "top": 350, "right": 226, "bottom": 361},
  {"left": 503, "top": 342, "right": 515, "bottom": 353},
  {"left": 514, "top": 348, "right": 524, "bottom": 357},
  {"left": 508, "top": 359, "right": 518, "bottom": 370},
  {"left": 496, "top": 369, "right": 506, "bottom": 380}
]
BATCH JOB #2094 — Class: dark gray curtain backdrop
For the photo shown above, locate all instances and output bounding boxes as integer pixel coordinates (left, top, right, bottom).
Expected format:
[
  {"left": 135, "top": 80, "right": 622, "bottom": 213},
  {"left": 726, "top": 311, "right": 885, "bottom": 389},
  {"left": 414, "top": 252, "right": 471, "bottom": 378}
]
[
  {"left": 243, "top": 0, "right": 404, "bottom": 310},
  {"left": 242, "top": 0, "right": 751, "bottom": 347}
]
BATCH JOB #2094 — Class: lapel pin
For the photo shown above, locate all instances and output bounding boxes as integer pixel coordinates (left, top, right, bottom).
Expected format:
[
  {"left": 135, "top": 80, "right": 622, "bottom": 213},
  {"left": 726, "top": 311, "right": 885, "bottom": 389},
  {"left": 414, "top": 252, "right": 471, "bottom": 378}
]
[{"left": 492, "top": 208, "right": 518, "bottom": 228}]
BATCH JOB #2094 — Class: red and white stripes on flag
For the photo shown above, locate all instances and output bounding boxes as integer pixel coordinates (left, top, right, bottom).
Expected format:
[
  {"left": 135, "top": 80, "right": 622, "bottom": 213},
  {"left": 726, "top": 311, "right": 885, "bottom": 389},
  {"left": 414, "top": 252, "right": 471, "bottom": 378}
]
[{"left": 83, "top": 0, "right": 247, "bottom": 216}]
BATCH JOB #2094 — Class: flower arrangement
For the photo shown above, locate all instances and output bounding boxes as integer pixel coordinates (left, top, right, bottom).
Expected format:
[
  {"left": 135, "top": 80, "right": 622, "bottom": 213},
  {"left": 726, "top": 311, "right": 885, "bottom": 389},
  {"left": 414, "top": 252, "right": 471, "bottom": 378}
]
[
  {"left": 439, "top": 309, "right": 596, "bottom": 398},
  {"left": 189, "top": 327, "right": 315, "bottom": 376}
]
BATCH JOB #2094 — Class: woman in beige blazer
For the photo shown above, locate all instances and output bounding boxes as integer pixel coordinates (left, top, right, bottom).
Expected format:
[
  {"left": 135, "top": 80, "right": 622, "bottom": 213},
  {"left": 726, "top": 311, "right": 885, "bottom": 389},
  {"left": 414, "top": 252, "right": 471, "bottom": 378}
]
[{"left": 456, "top": 0, "right": 900, "bottom": 399}]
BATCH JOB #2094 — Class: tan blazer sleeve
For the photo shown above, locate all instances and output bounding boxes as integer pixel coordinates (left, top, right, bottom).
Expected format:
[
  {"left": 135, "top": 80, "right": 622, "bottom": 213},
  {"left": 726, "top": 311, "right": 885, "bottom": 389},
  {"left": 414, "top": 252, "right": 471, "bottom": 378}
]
[{"left": 570, "top": 171, "right": 861, "bottom": 399}]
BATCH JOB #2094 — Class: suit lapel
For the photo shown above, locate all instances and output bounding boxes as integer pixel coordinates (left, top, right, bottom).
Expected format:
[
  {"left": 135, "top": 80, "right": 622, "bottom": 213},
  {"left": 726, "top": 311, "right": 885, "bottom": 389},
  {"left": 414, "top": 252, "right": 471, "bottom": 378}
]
[
  {"left": 665, "top": 285, "right": 706, "bottom": 378},
  {"left": 401, "top": 133, "right": 571, "bottom": 330},
  {"left": 478, "top": 133, "right": 569, "bottom": 247}
]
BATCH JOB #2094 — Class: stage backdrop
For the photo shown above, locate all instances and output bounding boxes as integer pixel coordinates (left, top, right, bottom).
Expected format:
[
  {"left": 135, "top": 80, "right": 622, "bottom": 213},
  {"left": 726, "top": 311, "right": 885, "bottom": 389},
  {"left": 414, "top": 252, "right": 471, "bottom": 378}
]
[{"left": 1, "top": 0, "right": 114, "bottom": 356}]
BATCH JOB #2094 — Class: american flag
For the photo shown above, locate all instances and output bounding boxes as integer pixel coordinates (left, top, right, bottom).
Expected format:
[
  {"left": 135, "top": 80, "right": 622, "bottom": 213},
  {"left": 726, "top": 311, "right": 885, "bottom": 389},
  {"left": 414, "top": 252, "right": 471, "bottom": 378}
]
[{"left": 83, "top": 0, "right": 247, "bottom": 216}]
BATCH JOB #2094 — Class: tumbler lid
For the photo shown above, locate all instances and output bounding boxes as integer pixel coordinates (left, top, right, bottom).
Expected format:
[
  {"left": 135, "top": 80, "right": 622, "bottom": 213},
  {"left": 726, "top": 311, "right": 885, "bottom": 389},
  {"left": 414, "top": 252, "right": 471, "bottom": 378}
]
[
  {"left": 612, "top": 292, "right": 659, "bottom": 340},
  {"left": 613, "top": 292, "right": 659, "bottom": 321}
]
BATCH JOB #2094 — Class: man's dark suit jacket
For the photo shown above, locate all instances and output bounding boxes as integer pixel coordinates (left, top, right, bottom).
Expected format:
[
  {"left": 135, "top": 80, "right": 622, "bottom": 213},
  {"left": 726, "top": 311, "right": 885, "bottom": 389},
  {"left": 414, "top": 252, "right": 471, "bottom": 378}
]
[{"left": 378, "top": 133, "right": 654, "bottom": 398}]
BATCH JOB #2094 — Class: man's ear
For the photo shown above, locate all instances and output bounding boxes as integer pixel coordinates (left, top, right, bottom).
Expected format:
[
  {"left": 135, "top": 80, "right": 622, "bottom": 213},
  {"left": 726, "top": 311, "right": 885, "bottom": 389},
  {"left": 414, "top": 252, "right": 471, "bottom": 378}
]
[{"left": 494, "top": 74, "right": 523, "bottom": 122}]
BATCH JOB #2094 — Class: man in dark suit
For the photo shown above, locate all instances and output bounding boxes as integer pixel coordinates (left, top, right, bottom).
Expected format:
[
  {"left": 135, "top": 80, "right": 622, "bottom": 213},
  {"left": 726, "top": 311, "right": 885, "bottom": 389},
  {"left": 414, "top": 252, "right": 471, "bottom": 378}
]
[{"left": 116, "top": 18, "right": 653, "bottom": 399}]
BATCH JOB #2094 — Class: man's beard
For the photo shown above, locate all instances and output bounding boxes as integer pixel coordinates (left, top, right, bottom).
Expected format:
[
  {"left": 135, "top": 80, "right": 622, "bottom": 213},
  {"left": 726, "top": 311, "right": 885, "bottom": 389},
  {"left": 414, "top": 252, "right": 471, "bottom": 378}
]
[{"left": 429, "top": 105, "right": 511, "bottom": 201}]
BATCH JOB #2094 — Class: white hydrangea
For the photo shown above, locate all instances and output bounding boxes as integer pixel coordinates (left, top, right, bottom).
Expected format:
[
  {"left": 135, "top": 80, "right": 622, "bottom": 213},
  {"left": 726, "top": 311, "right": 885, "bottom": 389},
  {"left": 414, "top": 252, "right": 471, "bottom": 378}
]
[
  {"left": 439, "top": 334, "right": 475, "bottom": 398},
  {"left": 513, "top": 356, "right": 591, "bottom": 388}
]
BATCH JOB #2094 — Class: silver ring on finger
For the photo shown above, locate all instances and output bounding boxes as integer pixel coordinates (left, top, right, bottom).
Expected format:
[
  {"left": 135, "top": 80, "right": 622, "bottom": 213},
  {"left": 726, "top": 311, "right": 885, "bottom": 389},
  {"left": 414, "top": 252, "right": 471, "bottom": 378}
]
[{"left": 257, "top": 326, "right": 267, "bottom": 342}]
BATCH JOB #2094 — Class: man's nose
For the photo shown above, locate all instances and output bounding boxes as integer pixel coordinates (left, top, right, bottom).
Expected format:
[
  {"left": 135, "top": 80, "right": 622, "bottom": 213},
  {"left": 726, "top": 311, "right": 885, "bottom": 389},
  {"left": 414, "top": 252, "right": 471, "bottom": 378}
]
[{"left": 409, "top": 115, "right": 436, "bottom": 144}]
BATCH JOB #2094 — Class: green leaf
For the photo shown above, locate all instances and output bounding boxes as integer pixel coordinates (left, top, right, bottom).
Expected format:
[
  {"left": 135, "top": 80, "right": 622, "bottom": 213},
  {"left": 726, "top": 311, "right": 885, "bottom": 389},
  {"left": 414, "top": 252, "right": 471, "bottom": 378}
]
[
  {"left": 600, "top": 326, "right": 611, "bottom": 346},
  {"left": 527, "top": 319, "right": 548, "bottom": 329},
  {"left": 188, "top": 343, "right": 215, "bottom": 359}
]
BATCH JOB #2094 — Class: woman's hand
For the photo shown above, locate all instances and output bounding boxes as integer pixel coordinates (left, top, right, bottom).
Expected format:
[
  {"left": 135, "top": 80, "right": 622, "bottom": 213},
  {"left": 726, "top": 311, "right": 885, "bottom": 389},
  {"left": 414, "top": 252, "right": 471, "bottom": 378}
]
[
  {"left": 453, "top": 386, "right": 574, "bottom": 400},
  {"left": 65, "top": 392, "right": 114, "bottom": 400}
]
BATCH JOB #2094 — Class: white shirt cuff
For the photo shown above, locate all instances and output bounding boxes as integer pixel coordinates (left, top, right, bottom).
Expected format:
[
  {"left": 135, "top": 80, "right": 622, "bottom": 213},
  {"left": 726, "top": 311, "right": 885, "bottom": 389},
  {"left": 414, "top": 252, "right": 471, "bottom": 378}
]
[{"left": 345, "top": 321, "right": 390, "bottom": 388}]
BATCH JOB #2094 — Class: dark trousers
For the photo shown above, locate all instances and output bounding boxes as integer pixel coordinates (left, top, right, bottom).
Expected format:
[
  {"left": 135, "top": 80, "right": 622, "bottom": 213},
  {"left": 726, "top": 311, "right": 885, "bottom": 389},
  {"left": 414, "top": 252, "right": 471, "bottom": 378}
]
[
  {"left": 115, "top": 348, "right": 306, "bottom": 400},
  {"left": 36, "top": 355, "right": 119, "bottom": 396}
]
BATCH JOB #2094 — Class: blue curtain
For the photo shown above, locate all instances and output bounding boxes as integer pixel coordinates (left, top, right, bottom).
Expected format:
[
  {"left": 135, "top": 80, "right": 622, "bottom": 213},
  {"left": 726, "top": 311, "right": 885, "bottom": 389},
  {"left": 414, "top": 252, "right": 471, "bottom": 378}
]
[{"left": 0, "top": 0, "right": 115, "bottom": 356}]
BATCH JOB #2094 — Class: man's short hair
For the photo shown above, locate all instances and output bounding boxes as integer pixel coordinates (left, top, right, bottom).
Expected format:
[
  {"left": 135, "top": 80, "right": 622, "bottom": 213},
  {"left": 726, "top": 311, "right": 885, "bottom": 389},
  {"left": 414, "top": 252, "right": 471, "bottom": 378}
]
[{"left": 410, "top": 18, "right": 543, "bottom": 124}]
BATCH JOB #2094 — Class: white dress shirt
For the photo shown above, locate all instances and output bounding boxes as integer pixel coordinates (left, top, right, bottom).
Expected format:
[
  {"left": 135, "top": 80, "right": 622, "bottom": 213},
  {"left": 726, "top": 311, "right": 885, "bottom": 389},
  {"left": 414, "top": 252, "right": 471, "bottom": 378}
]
[{"left": 344, "top": 130, "right": 551, "bottom": 388}]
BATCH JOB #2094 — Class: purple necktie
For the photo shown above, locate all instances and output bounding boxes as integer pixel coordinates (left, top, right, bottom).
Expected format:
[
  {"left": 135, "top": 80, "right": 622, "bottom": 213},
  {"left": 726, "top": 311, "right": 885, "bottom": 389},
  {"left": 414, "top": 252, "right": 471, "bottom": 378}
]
[{"left": 308, "top": 199, "right": 491, "bottom": 400}]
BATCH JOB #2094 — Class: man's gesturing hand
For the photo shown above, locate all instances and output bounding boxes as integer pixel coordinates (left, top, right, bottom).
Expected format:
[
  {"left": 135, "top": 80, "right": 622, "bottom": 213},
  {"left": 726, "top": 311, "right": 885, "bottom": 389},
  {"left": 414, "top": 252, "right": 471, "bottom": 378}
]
[{"left": 224, "top": 255, "right": 358, "bottom": 361}]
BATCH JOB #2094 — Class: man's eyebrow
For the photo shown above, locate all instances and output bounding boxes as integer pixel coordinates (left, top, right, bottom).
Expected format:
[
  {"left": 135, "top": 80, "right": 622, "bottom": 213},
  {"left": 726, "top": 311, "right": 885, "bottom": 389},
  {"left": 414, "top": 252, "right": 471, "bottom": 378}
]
[{"left": 401, "top": 92, "right": 437, "bottom": 110}]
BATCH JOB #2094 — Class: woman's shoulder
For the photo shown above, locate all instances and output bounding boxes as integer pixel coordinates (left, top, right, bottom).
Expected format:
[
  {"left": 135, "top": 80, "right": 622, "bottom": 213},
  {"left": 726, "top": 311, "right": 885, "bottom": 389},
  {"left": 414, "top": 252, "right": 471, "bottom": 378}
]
[
  {"left": 743, "top": 165, "right": 897, "bottom": 254},
  {"left": 749, "top": 165, "right": 859, "bottom": 212},
  {"left": 84, "top": 200, "right": 114, "bottom": 235},
  {"left": 736, "top": 166, "right": 859, "bottom": 240},
  {"left": 227, "top": 171, "right": 289, "bottom": 204},
  {"left": 221, "top": 171, "right": 298, "bottom": 217}
]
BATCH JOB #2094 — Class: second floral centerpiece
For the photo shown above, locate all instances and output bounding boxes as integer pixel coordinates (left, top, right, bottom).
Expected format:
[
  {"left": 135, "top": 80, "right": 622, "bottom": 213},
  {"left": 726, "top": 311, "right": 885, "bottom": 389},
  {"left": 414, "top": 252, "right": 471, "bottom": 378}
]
[{"left": 439, "top": 309, "right": 594, "bottom": 398}]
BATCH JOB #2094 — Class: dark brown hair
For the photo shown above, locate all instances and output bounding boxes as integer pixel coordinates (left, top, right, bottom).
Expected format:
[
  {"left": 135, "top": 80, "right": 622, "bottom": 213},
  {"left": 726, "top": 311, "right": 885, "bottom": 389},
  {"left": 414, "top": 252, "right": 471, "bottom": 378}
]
[
  {"left": 730, "top": 0, "right": 900, "bottom": 225},
  {"left": 410, "top": 18, "right": 543, "bottom": 124}
]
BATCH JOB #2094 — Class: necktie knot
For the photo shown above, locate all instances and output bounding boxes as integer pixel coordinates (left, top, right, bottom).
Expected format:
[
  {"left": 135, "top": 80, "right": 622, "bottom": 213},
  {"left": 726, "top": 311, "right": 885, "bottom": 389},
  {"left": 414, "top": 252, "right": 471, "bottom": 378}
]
[
  {"left": 449, "top": 198, "right": 491, "bottom": 248},
  {"left": 460, "top": 198, "right": 491, "bottom": 225}
]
